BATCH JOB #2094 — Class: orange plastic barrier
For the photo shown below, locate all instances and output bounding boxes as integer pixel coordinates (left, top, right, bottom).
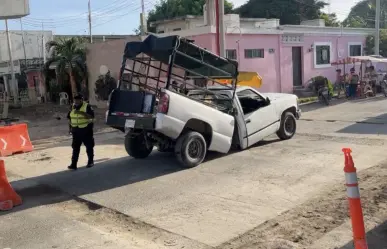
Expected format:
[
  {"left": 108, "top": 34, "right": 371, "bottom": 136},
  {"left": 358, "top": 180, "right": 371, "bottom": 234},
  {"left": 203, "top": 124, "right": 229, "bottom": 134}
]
[
  {"left": 0, "top": 123, "right": 33, "bottom": 157},
  {"left": 342, "top": 148, "right": 368, "bottom": 249},
  {"left": 0, "top": 160, "right": 22, "bottom": 211}
]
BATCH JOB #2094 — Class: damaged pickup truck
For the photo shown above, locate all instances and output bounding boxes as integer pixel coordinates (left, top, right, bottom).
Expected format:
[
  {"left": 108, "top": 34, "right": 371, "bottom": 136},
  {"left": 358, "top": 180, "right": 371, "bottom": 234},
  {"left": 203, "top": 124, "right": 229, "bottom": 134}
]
[{"left": 106, "top": 34, "right": 301, "bottom": 168}]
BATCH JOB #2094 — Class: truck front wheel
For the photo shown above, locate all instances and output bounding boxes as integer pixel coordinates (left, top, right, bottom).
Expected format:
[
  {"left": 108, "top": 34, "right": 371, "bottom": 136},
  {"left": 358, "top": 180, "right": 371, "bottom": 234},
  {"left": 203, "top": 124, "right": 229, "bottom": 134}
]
[
  {"left": 125, "top": 134, "right": 153, "bottom": 159},
  {"left": 175, "top": 131, "right": 207, "bottom": 168},
  {"left": 276, "top": 112, "right": 297, "bottom": 140}
]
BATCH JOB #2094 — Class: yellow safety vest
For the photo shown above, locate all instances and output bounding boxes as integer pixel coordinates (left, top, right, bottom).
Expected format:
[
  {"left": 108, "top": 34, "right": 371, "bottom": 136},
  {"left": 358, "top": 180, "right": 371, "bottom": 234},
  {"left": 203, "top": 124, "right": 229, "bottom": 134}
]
[{"left": 70, "top": 102, "right": 93, "bottom": 128}]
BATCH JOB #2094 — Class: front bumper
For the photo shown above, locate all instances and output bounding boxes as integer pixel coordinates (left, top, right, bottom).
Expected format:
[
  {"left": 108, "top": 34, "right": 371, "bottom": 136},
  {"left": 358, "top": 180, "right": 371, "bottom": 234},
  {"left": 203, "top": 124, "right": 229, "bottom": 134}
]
[{"left": 296, "top": 108, "right": 301, "bottom": 119}]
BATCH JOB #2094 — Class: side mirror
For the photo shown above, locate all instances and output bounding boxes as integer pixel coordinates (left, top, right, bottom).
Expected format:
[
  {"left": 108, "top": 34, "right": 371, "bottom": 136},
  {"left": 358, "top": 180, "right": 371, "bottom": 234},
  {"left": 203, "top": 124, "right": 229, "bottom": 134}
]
[{"left": 266, "top": 97, "right": 271, "bottom": 105}]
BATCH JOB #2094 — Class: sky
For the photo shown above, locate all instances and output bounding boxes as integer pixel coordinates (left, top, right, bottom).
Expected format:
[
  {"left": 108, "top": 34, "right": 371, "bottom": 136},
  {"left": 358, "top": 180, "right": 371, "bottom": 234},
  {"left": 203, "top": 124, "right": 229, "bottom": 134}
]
[{"left": 0, "top": 0, "right": 362, "bottom": 35}]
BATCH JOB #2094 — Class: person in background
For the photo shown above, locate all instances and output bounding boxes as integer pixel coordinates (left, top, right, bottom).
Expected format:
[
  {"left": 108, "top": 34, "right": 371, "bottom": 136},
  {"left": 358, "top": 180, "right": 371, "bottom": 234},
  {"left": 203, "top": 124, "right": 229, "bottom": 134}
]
[
  {"left": 369, "top": 65, "right": 378, "bottom": 93},
  {"left": 335, "top": 69, "right": 344, "bottom": 94},
  {"left": 348, "top": 68, "right": 359, "bottom": 98},
  {"left": 67, "top": 94, "right": 95, "bottom": 170}
]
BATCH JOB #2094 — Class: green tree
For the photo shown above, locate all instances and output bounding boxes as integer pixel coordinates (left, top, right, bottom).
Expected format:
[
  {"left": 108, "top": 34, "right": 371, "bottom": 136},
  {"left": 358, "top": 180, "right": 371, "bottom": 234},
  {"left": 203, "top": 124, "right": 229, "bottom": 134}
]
[
  {"left": 146, "top": 0, "right": 233, "bottom": 33},
  {"left": 234, "top": 0, "right": 327, "bottom": 25},
  {"left": 343, "top": 0, "right": 387, "bottom": 28},
  {"left": 44, "top": 37, "right": 87, "bottom": 99},
  {"left": 320, "top": 12, "right": 340, "bottom": 27},
  {"left": 94, "top": 71, "right": 117, "bottom": 101},
  {"left": 365, "top": 30, "right": 387, "bottom": 55}
]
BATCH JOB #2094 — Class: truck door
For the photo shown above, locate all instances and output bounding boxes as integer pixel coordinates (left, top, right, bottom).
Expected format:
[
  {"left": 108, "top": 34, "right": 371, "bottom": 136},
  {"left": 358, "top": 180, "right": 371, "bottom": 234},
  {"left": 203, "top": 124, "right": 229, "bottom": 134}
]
[{"left": 236, "top": 89, "right": 280, "bottom": 147}]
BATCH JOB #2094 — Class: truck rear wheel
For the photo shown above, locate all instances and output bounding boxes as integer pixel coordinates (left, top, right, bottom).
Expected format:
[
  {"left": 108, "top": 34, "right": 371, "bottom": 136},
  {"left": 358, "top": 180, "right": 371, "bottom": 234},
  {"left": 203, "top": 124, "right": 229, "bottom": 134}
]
[
  {"left": 125, "top": 134, "right": 153, "bottom": 159},
  {"left": 175, "top": 131, "right": 207, "bottom": 168},
  {"left": 276, "top": 112, "right": 296, "bottom": 140}
]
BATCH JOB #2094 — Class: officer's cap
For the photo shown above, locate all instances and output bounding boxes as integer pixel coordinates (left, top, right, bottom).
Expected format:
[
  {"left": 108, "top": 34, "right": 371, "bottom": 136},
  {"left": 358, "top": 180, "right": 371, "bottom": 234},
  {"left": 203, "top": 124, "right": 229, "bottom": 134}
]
[{"left": 74, "top": 94, "right": 83, "bottom": 100}]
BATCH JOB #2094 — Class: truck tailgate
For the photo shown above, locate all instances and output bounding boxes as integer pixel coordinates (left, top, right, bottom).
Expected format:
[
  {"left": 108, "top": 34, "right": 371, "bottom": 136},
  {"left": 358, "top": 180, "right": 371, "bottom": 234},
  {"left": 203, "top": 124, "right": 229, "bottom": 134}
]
[{"left": 106, "top": 89, "right": 156, "bottom": 130}]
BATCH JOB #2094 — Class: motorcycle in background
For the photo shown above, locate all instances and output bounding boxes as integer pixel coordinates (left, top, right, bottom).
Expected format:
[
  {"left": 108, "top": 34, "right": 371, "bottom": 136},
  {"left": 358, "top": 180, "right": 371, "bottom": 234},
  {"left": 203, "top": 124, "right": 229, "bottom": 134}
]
[
  {"left": 317, "top": 85, "right": 332, "bottom": 105},
  {"left": 307, "top": 76, "right": 332, "bottom": 106}
]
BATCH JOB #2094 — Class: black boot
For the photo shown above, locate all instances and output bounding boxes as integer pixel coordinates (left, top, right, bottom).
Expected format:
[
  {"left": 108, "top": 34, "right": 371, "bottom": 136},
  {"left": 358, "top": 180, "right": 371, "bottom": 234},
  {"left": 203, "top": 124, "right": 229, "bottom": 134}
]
[
  {"left": 86, "top": 159, "right": 94, "bottom": 168},
  {"left": 68, "top": 164, "right": 77, "bottom": 170}
]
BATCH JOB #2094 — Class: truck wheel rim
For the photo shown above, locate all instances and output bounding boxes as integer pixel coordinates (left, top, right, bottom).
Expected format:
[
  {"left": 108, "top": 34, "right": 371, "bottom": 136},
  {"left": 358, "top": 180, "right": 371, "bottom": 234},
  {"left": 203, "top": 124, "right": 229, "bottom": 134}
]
[
  {"left": 284, "top": 117, "right": 295, "bottom": 135},
  {"left": 187, "top": 139, "right": 202, "bottom": 159}
]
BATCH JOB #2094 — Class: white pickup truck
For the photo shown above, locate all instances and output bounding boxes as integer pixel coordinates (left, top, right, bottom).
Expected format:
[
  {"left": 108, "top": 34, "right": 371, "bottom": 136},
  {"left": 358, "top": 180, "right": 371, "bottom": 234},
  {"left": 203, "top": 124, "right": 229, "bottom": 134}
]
[
  {"left": 106, "top": 34, "right": 301, "bottom": 168},
  {"left": 107, "top": 85, "right": 300, "bottom": 168}
]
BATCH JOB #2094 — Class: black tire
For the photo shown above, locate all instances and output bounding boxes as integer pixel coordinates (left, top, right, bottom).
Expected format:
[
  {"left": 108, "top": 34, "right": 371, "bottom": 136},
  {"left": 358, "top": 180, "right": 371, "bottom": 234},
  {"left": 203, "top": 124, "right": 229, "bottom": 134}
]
[
  {"left": 124, "top": 134, "right": 153, "bottom": 159},
  {"left": 276, "top": 112, "right": 297, "bottom": 140},
  {"left": 175, "top": 131, "right": 207, "bottom": 168}
]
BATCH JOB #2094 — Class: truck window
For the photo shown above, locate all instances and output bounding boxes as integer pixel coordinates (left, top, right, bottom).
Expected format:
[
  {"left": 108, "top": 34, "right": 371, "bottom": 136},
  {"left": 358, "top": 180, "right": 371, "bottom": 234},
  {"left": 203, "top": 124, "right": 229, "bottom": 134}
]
[
  {"left": 190, "top": 93, "right": 233, "bottom": 112},
  {"left": 237, "top": 89, "right": 267, "bottom": 115}
]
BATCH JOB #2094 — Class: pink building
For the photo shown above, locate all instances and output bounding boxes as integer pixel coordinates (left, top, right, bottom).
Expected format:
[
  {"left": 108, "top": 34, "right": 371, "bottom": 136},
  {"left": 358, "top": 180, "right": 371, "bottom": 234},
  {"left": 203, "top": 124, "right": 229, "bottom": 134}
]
[{"left": 149, "top": 14, "right": 374, "bottom": 93}]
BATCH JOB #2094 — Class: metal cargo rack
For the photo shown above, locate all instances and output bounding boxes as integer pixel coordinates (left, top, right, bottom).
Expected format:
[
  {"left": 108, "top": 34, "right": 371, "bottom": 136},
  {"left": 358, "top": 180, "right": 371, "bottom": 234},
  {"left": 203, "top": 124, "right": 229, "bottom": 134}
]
[{"left": 118, "top": 34, "right": 240, "bottom": 111}]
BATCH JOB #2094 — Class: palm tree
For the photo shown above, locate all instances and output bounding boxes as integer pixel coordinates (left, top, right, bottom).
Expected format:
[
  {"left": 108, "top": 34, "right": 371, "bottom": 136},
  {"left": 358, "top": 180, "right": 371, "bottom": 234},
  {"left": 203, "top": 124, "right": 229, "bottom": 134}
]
[{"left": 44, "top": 37, "right": 87, "bottom": 99}]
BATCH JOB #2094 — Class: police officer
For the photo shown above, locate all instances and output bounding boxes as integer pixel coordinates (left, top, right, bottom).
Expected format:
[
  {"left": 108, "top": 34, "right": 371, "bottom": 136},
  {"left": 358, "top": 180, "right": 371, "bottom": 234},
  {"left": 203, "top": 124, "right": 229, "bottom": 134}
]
[{"left": 67, "top": 94, "right": 95, "bottom": 170}]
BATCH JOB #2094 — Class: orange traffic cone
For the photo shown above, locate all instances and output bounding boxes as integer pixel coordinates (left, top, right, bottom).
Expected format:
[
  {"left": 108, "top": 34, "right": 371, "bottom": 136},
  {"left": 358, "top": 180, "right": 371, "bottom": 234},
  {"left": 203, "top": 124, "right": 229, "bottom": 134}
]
[
  {"left": 342, "top": 148, "right": 368, "bottom": 249},
  {"left": 0, "top": 160, "right": 22, "bottom": 211}
]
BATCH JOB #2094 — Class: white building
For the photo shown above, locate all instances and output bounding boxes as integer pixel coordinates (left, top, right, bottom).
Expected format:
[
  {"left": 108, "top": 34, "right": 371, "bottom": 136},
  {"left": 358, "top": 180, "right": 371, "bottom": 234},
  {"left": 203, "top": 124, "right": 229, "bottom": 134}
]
[{"left": 0, "top": 30, "right": 53, "bottom": 62}]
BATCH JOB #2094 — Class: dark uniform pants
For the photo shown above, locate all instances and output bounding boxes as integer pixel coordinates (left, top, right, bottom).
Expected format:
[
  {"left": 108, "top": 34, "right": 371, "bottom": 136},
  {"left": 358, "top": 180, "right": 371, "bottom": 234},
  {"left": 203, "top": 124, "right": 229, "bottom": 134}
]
[{"left": 71, "top": 126, "right": 94, "bottom": 166}]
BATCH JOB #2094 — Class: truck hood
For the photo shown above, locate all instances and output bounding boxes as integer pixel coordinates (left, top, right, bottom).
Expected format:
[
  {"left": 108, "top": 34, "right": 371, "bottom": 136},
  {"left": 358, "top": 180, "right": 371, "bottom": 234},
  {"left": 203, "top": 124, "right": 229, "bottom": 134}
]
[{"left": 264, "top": 93, "right": 297, "bottom": 101}]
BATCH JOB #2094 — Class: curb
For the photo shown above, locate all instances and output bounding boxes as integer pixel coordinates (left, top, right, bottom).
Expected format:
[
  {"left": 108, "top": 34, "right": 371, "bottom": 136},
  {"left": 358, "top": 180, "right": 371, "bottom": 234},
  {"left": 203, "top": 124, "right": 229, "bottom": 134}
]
[{"left": 299, "top": 100, "right": 319, "bottom": 106}]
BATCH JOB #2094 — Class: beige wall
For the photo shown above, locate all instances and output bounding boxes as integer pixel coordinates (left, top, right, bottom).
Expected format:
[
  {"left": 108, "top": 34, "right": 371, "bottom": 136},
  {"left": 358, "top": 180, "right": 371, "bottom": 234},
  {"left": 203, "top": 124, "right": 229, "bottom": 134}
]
[
  {"left": 155, "top": 18, "right": 204, "bottom": 34},
  {"left": 86, "top": 36, "right": 141, "bottom": 107}
]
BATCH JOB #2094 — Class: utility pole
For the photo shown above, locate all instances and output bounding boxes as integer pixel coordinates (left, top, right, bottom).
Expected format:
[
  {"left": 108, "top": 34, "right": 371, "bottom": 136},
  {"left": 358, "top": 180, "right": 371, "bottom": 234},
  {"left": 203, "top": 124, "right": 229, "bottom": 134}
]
[
  {"left": 375, "top": 0, "right": 381, "bottom": 55},
  {"left": 88, "top": 0, "right": 93, "bottom": 43},
  {"left": 327, "top": 0, "right": 331, "bottom": 14},
  {"left": 20, "top": 19, "right": 28, "bottom": 67},
  {"left": 215, "top": 0, "right": 220, "bottom": 55},
  {"left": 42, "top": 22, "right": 46, "bottom": 64},
  {"left": 40, "top": 22, "right": 46, "bottom": 98},
  {"left": 218, "top": 0, "right": 226, "bottom": 57},
  {"left": 140, "top": 0, "right": 146, "bottom": 35},
  {"left": 5, "top": 20, "right": 18, "bottom": 105}
]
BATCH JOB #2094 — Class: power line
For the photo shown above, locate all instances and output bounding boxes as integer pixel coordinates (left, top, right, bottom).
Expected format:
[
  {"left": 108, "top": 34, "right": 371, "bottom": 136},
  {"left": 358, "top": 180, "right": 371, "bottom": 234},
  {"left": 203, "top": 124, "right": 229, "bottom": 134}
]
[
  {"left": 16, "top": 1, "right": 145, "bottom": 30},
  {"left": 20, "top": 0, "right": 138, "bottom": 27},
  {"left": 14, "top": 0, "right": 156, "bottom": 31},
  {"left": 74, "top": 2, "right": 153, "bottom": 34},
  {"left": 24, "top": 0, "right": 129, "bottom": 22}
]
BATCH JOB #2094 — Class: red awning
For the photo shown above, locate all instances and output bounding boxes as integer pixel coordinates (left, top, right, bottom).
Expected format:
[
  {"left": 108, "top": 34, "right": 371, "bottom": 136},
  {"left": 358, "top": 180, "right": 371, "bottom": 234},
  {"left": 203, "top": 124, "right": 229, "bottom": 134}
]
[{"left": 331, "top": 57, "right": 363, "bottom": 65}]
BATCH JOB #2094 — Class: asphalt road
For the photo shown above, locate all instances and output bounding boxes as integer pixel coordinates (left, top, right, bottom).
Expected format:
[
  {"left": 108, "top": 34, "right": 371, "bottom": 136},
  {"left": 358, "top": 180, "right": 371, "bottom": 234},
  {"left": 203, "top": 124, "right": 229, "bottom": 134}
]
[{"left": 3, "top": 96, "right": 387, "bottom": 249}]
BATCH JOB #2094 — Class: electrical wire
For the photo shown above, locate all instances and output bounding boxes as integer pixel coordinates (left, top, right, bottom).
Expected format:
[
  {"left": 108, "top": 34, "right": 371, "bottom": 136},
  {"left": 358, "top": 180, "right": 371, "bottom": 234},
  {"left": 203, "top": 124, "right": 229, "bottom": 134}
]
[
  {"left": 73, "top": 1, "right": 153, "bottom": 34},
  {"left": 11, "top": 1, "right": 149, "bottom": 30},
  {"left": 18, "top": 0, "right": 139, "bottom": 28},
  {"left": 24, "top": 0, "right": 130, "bottom": 22}
]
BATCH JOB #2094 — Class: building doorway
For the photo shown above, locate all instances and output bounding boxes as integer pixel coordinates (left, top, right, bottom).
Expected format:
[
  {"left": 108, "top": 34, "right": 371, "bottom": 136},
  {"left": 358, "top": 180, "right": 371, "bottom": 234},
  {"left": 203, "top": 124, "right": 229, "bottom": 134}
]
[{"left": 292, "top": 47, "right": 302, "bottom": 86}]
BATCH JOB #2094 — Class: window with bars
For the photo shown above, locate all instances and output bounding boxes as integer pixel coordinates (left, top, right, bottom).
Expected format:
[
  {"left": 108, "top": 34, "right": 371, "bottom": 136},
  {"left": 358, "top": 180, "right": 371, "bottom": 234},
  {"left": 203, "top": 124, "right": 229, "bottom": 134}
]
[
  {"left": 226, "top": 49, "right": 237, "bottom": 60},
  {"left": 315, "top": 45, "right": 331, "bottom": 66},
  {"left": 349, "top": 44, "right": 362, "bottom": 56},
  {"left": 244, "top": 49, "right": 264, "bottom": 59}
]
